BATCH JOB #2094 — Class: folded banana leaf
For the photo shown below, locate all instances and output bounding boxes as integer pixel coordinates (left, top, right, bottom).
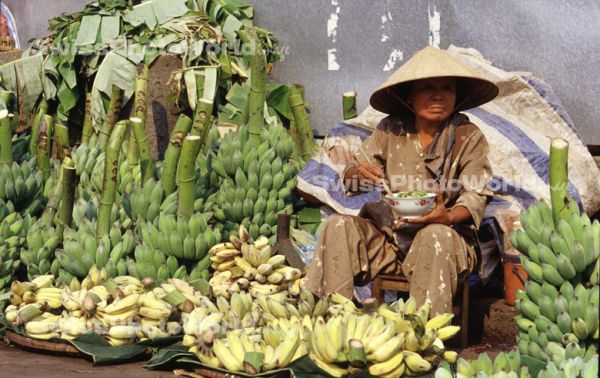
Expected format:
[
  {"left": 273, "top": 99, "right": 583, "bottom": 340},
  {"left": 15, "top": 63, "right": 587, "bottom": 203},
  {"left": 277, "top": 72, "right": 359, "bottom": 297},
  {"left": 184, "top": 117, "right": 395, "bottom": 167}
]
[
  {"left": 520, "top": 355, "right": 546, "bottom": 378},
  {"left": 68, "top": 332, "right": 182, "bottom": 365},
  {"left": 145, "top": 350, "right": 385, "bottom": 378}
]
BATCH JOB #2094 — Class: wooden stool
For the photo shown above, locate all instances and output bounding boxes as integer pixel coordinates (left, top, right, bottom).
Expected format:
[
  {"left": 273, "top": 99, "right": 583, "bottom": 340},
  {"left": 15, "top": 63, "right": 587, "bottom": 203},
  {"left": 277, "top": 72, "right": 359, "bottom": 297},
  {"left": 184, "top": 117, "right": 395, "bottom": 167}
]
[{"left": 371, "top": 273, "right": 470, "bottom": 348}]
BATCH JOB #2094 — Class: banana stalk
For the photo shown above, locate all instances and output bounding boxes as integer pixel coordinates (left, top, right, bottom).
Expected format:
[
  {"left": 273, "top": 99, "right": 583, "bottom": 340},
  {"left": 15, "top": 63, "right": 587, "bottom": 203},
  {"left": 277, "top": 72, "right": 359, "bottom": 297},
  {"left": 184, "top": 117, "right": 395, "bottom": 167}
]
[
  {"left": 0, "top": 109, "right": 12, "bottom": 165},
  {"left": 58, "top": 158, "right": 76, "bottom": 228},
  {"left": 97, "top": 120, "right": 128, "bottom": 238},
  {"left": 127, "top": 130, "right": 139, "bottom": 167},
  {"left": 240, "top": 29, "right": 267, "bottom": 142},
  {"left": 190, "top": 99, "right": 214, "bottom": 146},
  {"left": 342, "top": 91, "right": 357, "bottom": 120},
  {"left": 81, "top": 90, "right": 94, "bottom": 144},
  {"left": 162, "top": 114, "right": 193, "bottom": 194},
  {"left": 177, "top": 136, "right": 201, "bottom": 221},
  {"left": 128, "top": 64, "right": 149, "bottom": 165},
  {"left": 54, "top": 122, "right": 70, "bottom": 160},
  {"left": 288, "top": 84, "right": 314, "bottom": 161},
  {"left": 347, "top": 339, "right": 367, "bottom": 368},
  {"left": 549, "top": 138, "right": 571, "bottom": 225},
  {"left": 97, "top": 85, "right": 123, "bottom": 150},
  {"left": 131, "top": 117, "right": 154, "bottom": 184},
  {"left": 29, "top": 99, "right": 49, "bottom": 155},
  {"left": 39, "top": 167, "right": 64, "bottom": 228},
  {"left": 133, "top": 63, "right": 149, "bottom": 126},
  {"left": 243, "top": 351, "right": 264, "bottom": 375},
  {"left": 37, "top": 115, "right": 54, "bottom": 180}
]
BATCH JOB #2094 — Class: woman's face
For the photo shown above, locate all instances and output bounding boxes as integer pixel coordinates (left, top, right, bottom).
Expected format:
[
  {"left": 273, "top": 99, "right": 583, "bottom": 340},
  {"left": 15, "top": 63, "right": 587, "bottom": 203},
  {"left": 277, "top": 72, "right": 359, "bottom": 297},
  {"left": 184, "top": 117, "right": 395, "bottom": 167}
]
[{"left": 407, "top": 77, "right": 457, "bottom": 123}]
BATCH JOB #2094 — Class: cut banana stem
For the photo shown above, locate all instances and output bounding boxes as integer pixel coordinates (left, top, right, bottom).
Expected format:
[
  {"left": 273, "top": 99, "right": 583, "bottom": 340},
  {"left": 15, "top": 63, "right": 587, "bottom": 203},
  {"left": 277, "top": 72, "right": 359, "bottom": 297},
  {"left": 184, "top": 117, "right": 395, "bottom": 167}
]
[{"left": 347, "top": 339, "right": 367, "bottom": 368}]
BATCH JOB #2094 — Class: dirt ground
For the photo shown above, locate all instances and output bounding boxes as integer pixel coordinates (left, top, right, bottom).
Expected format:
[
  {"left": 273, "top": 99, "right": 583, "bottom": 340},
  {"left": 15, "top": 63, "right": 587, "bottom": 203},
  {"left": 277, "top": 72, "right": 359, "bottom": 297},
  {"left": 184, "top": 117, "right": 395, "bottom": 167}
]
[{"left": 0, "top": 339, "right": 170, "bottom": 378}]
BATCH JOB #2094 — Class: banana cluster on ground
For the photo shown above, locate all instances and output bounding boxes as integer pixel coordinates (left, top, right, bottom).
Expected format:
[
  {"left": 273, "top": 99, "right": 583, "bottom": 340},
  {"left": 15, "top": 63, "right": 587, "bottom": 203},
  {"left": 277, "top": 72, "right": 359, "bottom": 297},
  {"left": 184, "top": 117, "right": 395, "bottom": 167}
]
[
  {"left": 305, "top": 297, "right": 458, "bottom": 378},
  {"left": 211, "top": 123, "right": 297, "bottom": 240},
  {"left": 435, "top": 350, "right": 529, "bottom": 378},
  {"left": 208, "top": 225, "right": 303, "bottom": 300},
  {"left": 509, "top": 200, "right": 599, "bottom": 363},
  {"left": 3, "top": 274, "right": 208, "bottom": 345}
]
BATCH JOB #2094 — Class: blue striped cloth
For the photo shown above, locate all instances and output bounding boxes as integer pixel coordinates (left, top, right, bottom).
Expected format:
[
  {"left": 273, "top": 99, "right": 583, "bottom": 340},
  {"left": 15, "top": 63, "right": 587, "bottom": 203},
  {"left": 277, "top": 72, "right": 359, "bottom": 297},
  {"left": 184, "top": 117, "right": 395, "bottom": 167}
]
[{"left": 1, "top": 3, "right": 20, "bottom": 49}]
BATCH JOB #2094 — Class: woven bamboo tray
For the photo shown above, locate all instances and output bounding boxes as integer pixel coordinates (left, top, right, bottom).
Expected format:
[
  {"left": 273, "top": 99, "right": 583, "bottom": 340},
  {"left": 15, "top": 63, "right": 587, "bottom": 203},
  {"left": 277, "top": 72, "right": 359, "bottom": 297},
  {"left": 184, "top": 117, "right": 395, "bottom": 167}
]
[{"left": 5, "top": 330, "right": 82, "bottom": 356}]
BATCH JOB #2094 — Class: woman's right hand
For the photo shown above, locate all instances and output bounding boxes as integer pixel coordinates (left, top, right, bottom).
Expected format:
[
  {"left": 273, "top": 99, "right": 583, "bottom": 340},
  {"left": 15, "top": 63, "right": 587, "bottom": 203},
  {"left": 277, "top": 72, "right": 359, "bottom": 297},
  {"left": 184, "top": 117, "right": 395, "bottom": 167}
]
[{"left": 345, "top": 162, "right": 386, "bottom": 186}]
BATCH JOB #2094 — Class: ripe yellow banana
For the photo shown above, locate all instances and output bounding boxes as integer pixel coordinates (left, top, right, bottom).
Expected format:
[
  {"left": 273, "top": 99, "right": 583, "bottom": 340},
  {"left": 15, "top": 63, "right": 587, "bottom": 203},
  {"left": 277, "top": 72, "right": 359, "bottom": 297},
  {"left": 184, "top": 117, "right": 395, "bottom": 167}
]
[
  {"left": 101, "top": 294, "right": 140, "bottom": 315},
  {"left": 368, "top": 351, "right": 405, "bottom": 377},
  {"left": 213, "top": 338, "right": 243, "bottom": 372},
  {"left": 426, "top": 313, "right": 454, "bottom": 329},
  {"left": 403, "top": 350, "right": 432, "bottom": 373}
]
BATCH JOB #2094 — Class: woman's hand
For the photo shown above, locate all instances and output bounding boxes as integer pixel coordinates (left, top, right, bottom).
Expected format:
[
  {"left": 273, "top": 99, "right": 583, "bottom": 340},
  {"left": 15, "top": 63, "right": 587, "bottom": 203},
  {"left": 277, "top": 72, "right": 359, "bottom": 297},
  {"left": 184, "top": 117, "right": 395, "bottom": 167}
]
[
  {"left": 403, "top": 188, "right": 472, "bottom": 226},
  {"left": 345, "top": 162, "right": 385, "bottom": 187},
  {"left": 403, "top": 188, "right": 452, "bottom": 225}
]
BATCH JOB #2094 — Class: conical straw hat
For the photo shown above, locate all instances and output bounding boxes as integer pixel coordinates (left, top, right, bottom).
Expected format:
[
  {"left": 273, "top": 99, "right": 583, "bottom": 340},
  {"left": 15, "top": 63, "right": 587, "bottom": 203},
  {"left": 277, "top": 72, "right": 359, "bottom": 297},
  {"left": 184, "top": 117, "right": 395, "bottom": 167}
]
[{"left": 369, "top": 46, "right": 499, "bottom": 115}]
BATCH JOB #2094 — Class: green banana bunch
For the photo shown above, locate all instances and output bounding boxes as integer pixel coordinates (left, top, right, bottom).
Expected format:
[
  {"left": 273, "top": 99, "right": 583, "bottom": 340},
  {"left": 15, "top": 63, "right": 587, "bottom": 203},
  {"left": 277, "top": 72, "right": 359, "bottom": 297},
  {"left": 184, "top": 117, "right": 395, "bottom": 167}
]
[
  {"left": 193, "top": 150, "right": 220, "bottom": 214},
  {"left": 139, "top": 212, "right": 219, "bottom": 262},
  {"left": 20, "top": 221, "right": 62, "bottom": 279},
  {"left": 0, "top": 211, "right": 33, "bottom": 293},
  {"left": 87, "top": 140, "right": 144, "bottom": 196},
  {"left": 512, "top": 200, "right": 599, "bottom": 288},
  {"left": 512, "top": 200, "right": 600, "bottom": 363},
  {"left": 0, "top": 158, "right": 45, "bottom": 215},
  {"left": 435, "top": 349, "right": 529, "bottom": 378},
  {"left": 11, "top": 133, "right": 32, "bottom": 164},
  {"left": 516, "top": 281, "right": 599, "bottom": 362},
  {"left": 122, "top": 178, "right": 177, "bottom": 224},
  {"left": 128, "top": 213, "right": 217, "bottom": 283},
  {"left": 71, "top": 143, "right": 101, "bottom": 178},
  {"left": 126, "top": 244, "right": 187, "bottom": 282},
  {"left": 71, "top": 192, "right": 133, "bottom": 230},
  {"left": 211, "top": 123, "right": 297, "bottom": 240},
  {"left": 538, "top": 355, "right": 598, "bottom": 378},
  {"left": 55, "top": 220, "right": 135, "bottom": 285}
]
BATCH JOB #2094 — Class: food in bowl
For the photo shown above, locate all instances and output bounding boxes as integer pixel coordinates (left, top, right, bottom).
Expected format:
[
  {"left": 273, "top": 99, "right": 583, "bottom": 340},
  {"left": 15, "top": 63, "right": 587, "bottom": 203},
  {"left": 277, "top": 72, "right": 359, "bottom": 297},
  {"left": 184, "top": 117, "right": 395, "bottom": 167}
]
[
  {"left": 392, "top": 190, "right": 430, "bottom": 199},
  {"left": 385, "top": 191, "right": 436, "bottom": 218}
]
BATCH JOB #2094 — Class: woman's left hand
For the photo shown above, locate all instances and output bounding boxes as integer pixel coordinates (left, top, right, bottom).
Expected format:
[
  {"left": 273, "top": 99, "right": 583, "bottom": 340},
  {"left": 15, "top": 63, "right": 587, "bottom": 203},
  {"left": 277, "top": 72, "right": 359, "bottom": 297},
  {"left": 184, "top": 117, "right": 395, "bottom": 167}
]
[{"left": 402, "top": 188, "right": 452, "bottom": 226}]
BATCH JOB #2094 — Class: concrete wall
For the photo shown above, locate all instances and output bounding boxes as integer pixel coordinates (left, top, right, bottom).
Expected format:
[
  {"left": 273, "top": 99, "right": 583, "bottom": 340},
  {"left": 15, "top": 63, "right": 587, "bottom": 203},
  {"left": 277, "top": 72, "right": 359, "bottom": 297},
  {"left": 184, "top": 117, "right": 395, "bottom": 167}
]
[{"left": 3, "top": 0, "right": 599, "bottom": 144}]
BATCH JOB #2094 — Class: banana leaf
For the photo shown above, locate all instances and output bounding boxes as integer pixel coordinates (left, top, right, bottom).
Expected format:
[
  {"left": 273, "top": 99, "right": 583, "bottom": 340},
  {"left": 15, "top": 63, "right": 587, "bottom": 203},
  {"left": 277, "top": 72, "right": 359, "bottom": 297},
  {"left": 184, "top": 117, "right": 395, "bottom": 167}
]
[
  {"left": 267, "top": 83, "right": 292, "bottom": 121},
  {"left": 14, "top": 55, "right": 45, "bottom": 115},
  {"left": 521, "top": 355, "right": 546, "bottom": 378},
  {"left": 123, "top": 1, "right": 158, "bottom": 29},
  {"left": 0, "top": 54, "right": 44, "bottom": 116},
  {"left": 151, "top": 0, "right": 190, "bottom": 25},
  {"left": 76, "top": 15, "right": 102, "bottom": 46},
  {"left": 68, "top": 332, "right": 182, "bottom": 365},
  {"left": 222, "top": 14, "right": 243, "bottom": 44},
  {"left": 90, "top": 51, "right": 136, "bottom": 128},
  {"left": 123, "top": 0, "right": 188, "bottom": 30},
  {"left": 57, "top": 80, "right": 79, "bottom": 112},
  {"left": 58, "top": 61, "right": 77, "bottom": 89},
  {"left": 183, "top": 69, "right": 197, "bottom": 109},
  {"left": 100, "top": 16, "right": 121, "bottom": 44}
]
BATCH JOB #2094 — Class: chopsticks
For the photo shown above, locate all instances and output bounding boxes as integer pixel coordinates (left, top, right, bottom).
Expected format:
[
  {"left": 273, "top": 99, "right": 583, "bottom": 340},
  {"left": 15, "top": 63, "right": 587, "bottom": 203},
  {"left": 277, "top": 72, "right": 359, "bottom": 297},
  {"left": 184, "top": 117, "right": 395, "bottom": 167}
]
[{"left": 358, "top": 146, "right": 394, "bottom": 197}]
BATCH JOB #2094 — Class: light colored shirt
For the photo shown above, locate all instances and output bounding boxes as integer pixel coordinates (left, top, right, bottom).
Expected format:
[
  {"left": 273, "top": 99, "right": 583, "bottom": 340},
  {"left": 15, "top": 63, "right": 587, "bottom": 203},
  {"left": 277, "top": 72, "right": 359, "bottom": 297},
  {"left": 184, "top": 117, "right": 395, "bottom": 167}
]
[{"left": 345, "top": 113, "right": 493, "bottom": 229}]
